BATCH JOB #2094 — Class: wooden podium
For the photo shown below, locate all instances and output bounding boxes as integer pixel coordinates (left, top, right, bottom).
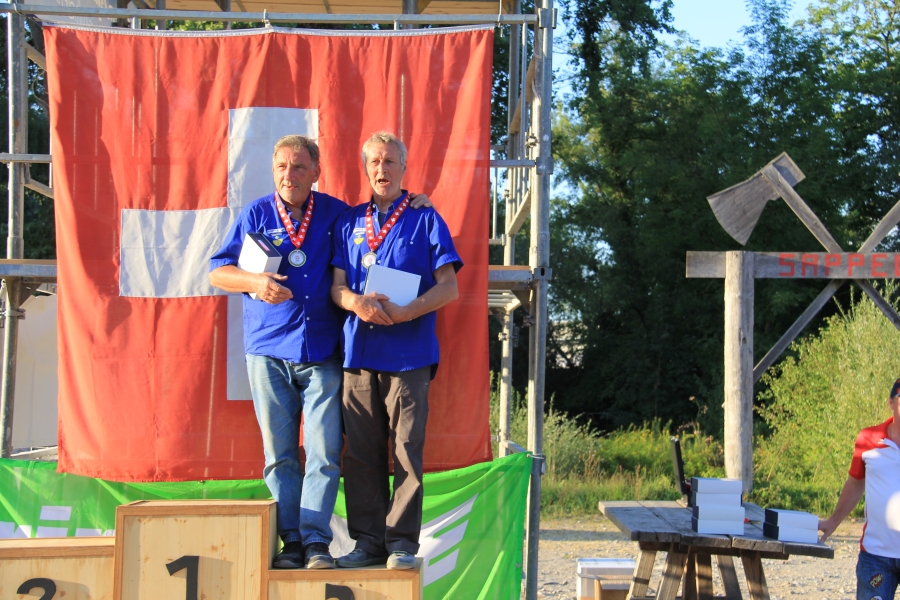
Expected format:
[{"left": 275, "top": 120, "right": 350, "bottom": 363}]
[
  {"left": 0, "top": 500, "right": 423, "bottom": 600},
  {"left": 0, "top": 537, "right": 115, "bottom": 600}
]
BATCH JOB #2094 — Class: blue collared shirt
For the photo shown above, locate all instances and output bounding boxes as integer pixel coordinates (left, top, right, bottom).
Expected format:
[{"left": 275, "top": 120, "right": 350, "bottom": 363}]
[
  {"left": 331, "top": 197, "right": 463, "bottom": 373},
  {"left": 210, "top": 191, "right": 348, "bottom": 363}
]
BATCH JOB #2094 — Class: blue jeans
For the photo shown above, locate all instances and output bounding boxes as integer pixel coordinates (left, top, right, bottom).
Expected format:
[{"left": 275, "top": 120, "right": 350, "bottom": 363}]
[
  {"left": 246, "top": 353, "right": 343, "bottom": 547},
  {"left": 857, "top": 550, "right": 900, "bottom": 600}
]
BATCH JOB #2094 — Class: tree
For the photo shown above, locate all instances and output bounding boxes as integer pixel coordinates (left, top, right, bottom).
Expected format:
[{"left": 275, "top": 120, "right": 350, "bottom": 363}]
[{"left": 549, "top": 0, "right": 900, "bottom": 434}]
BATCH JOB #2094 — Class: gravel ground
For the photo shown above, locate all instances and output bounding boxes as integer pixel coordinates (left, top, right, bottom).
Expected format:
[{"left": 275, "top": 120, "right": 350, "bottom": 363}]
[{"left": 529, "top": 515, "right": 863, "bottom": 599}]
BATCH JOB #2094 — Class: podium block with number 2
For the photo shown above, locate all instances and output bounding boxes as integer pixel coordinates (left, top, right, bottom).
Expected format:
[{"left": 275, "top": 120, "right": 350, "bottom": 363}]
[
  {"left": 0, "top": 537, "right": 115, "bottom": 600},
  {"left": 113, "top": 500, "right": 276, "bottom": 600}
]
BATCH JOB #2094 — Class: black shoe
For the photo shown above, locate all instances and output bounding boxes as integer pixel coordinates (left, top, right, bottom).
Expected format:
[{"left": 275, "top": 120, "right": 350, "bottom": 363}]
[
  {"left": 386, "top": 550, "right": 416, "bottom": 570},
  {"left": 305, "top": 542, "right": 335, "bottom": 569},
  {"left": 335, "top": 548, "right": 388, "bottom": 568},
  {"left": 273, "top": 541, "right": 305, "bottom": 569}
]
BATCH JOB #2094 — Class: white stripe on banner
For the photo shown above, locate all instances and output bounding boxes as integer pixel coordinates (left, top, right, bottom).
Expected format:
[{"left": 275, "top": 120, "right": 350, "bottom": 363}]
[{"left": 118, "top": 107, "right": 318, "bottom": 400}]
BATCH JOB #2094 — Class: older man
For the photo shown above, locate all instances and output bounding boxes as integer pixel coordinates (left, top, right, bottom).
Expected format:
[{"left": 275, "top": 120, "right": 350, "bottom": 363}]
[
  {"left": 330, "top": 131, "right": 462, "bottom": 570},
  {"left": 819, "top": 379, "right": 900, "bottom": 600},
  {"left": 209, "top": 135, "right": 431, "bottom": 570}
]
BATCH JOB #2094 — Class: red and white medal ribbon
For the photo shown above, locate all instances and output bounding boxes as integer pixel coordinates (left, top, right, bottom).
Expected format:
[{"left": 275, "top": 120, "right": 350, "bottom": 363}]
[
  {"left": 365, "top": 192, "right": 410, "bottom": 251},
  {"left": 275, "top": 190, "right": 314, "bottom": 267}
]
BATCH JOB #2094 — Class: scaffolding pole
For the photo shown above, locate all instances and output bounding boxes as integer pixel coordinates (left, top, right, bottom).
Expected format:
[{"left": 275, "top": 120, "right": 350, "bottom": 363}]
[
  {"left": 1, "top": 9, "right": 28, "bottom": 457},
  {"left": 523, "top": 1, "right": 552, "bottom": 599}
]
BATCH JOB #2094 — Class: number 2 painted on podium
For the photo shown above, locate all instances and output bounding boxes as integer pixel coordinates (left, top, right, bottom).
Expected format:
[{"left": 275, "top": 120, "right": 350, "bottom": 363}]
[
  {"left": 17, "top": 578, "right": 57, "bottom": 599},
  {"left": 166, "top": 555, "right": 199, "bottom": 600}
]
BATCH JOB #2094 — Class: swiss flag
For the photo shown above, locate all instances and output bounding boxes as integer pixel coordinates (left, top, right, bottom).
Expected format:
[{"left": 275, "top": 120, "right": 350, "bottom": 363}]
[{"left": 45, "top": 25, "right": 493, "bottom": 481}]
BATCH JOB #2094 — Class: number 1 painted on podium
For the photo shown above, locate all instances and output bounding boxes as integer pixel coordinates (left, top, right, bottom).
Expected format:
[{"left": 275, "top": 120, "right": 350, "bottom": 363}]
[{"left": 166, "top": 555, "right": 199, "bottom": 600}]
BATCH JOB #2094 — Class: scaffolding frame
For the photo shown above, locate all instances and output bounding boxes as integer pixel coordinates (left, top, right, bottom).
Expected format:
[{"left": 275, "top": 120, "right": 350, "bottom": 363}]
[{"left": 0, "top": 4, "right": 553, "bottom": 598}]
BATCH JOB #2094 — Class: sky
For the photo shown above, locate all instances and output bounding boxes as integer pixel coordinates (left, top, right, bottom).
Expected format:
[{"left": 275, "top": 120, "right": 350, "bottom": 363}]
[{"left": 668, "top": 0, "right": 812, "bottom": 48}]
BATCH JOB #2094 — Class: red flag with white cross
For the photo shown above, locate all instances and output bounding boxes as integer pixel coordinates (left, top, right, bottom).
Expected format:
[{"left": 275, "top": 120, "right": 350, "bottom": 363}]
[{"left": 45, "top": 25, "right": 492, "bottom": 481}]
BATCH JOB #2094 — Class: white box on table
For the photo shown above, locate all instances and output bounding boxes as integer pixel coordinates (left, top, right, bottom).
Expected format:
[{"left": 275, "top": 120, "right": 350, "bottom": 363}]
[
  {"left": 691, "top": 491, "right": 742, "bottom": 507},
  {"left": 763, "top": 522, "right": 819, "bottom": 543},
  {"left": 692, "top": 505, "right": 745, "bottom": 521},
  {"left": 764, "top": 508, "right": 818, "bottom": 530},
  {"left": 691, "top": 516, "right": 745, "bottom": 535},
  {"left": 691, "top": 477, "right": 743, "bottom": 495}
]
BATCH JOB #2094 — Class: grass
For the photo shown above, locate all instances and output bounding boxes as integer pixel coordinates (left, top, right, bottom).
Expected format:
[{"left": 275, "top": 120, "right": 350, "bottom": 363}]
[{"left": 490, "top": 379, "right": 726, "bottom": 517}]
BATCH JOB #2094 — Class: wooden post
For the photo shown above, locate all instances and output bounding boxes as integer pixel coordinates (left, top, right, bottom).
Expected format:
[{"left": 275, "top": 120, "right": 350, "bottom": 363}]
[{"left": 724, "top": 251, "right": 754, "bottom": 492}]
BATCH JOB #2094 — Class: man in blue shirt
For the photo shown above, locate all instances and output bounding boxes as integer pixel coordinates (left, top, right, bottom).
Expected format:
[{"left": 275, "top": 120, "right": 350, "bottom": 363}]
[
  {"left": 209, "top": 135, "right": 431, "bottom": 570},
  {"left": 330, "top": 131, "right": 462, "bottom": 570}
]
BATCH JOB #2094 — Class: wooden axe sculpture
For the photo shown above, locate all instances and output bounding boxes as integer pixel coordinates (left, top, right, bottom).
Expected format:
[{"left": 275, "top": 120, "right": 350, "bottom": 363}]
[{"left": 707, "top": 152, "right": 900, "bottom": 381}]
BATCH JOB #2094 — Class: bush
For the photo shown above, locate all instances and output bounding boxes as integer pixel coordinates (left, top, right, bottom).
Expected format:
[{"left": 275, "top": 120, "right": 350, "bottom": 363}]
[
  {"left": 753, "top": 287, "right": 900, "bottom": 516},
  {"left": 489, "top": 376, "right": 725, "bottom": 515}
]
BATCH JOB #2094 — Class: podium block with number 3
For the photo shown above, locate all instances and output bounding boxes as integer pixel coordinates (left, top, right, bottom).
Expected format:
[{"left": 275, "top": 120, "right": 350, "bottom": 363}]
[
  {"left": 0, "top": 537, "right": 115, "bottom": 600},
  {"left": 113, "top": 500, "right": 276, "bottom": 600}
]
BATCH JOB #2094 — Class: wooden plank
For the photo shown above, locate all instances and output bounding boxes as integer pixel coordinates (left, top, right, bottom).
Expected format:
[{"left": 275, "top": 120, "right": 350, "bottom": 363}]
[
  {"left": 748, "top": 252, "right": 900, "bottom": 278},
  {"left": 724, "top": 251, "right": 754, "bottom": 492},
  {"left": 761, "top": 165, "right": 842, "bottom": 253},
  {"left": 753, "top": 279, "right": 844, "bottom": 381},
  {"left": 860, "top": 198, "right": 900, "bottom": 253},
  {"left": 657, "top": 545, "right": 689, "bottom": 600},
  {"left": 740, "top": 552, "right": 770, "bottom": 600},
  {"left": 629, "top": 549, "right": 657, "bottom": 598},
  {"left": 0, "top": 537, "right": 115, "bottom": 558},
  {"left": 695, "top": 553, "right": 714, "bottom": 600},
  {"left": 506, "top": 187, "right": 531, "bottom": 237},
  {"left": 714, "top": 555, "right": 742, "bottom": 599},
  {"left": 686, "top": 251, "right": 726, "bottom": 278},
  {"left": 683, "top": 549, "right": 698, "bottom": 600},
  {"left": 597, "top": 503, "right": 681, "bottom": 543},
  {"left": 509, "top": 58, "right": 535, "bottom": 136}
]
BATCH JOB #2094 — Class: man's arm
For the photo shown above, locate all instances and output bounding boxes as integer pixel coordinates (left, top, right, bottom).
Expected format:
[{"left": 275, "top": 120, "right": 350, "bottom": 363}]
[
  {"left": 818, "top": 475, "right": 865, "bottom": 542},
  {"left": 382, "top": 263, "right": 459, "bottom": 324},
  {"left": 331, "top": 267, "right": 394, "bottom": 326},
  {"left": 209, "top": 265, "right": 292, "bottom": 305}
]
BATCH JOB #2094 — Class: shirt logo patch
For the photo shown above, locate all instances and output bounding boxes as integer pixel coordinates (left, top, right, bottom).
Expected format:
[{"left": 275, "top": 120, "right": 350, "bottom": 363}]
[{"left": 353, "top": 227, "right": 366, "bottom": 245}]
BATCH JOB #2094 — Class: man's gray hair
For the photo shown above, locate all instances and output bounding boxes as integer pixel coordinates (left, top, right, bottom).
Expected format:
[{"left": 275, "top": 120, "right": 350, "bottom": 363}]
[
  {"left": 272, "top": 135, "right": 320, "bottom": 167},
  {"left": 361, "top": 131, "right": 407, "bottom": 169}
]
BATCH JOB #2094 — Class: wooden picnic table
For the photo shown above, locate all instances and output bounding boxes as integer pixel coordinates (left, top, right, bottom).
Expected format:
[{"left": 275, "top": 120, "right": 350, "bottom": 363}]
[{"left": 597, "top": 500, "right": 834, "bottom": 600}]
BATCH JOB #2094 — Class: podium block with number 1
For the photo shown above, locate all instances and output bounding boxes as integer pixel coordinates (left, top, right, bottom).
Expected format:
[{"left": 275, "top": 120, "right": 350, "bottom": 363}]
[{"left": 113, "top": 500, "right": 276, "bottom": 600}]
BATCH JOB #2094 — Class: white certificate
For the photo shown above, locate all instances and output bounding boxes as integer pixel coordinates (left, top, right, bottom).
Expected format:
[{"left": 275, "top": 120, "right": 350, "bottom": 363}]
[{"left": 363, "top": 264, "right": 421, "bottom": 307}]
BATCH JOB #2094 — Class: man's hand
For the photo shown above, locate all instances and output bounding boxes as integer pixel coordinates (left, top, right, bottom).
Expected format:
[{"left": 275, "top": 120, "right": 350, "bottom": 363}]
[
  {"left": 818, "top": 517, "right": 839, "bottom": 542},
  {"left": 254, "top": 272, "right": 292, "bottom": 304},
  {"left": 383, "top": 300, "right": 414, "bottom": 324},
  {"left": 352, "top": 292, "right": 394, "bottom": 325},
  {"left": 408, "top": 192, "right": 433, "bottom": 209}
]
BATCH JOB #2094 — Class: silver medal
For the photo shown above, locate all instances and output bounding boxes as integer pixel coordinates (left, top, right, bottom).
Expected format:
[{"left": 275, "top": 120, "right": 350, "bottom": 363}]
[
  {"left": 362, "top": 252, "right": 377, "bottom": 269},
  {"left": 288, "top": 249, "right": 307, "bottom": 267}
]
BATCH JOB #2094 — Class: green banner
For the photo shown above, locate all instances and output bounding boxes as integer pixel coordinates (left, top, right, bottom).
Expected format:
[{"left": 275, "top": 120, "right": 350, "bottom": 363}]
[{"left": 0, "top": 453, "right": 531, "bottom": 599}]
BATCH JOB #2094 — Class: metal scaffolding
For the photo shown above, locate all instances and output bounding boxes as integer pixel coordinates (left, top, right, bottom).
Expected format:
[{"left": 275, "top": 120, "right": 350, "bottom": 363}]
[{"left": 0, "top": 3, "right": 553, "bottom": 597}]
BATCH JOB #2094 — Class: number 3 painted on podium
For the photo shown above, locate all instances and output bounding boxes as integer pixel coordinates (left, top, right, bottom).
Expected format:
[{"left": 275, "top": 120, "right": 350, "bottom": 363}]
[
  {"left": 17, "top": 578, "right": 57, "bottom": 599},
  {"left": 166, "top": 555, "right": 200, "bottom": 600}
]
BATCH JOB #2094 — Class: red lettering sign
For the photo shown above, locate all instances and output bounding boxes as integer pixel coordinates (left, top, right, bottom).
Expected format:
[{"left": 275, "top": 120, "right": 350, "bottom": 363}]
[
  {"left": 825, "top": 253, "right": 841, "bottom": 276},
  {"left": 848, "top": 253, "right": 865, "bottom": 277},
  {"left": 779, "top": 253, "right": 796, "bottom": 277},
  {"left": 872, "top": 253, "right": 887, "bottom": 277},
  {"left": 801, "top": 254, "right": 818, "bottom": 277}
]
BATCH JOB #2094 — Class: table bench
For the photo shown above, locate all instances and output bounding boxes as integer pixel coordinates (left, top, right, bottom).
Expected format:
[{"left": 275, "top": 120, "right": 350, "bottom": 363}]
[{"left": 598, "top": 500, "right": 834, "bottom": 600}]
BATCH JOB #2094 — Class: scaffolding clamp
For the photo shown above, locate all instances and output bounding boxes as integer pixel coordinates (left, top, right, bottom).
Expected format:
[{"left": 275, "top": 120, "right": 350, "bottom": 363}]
[
  {"left": 535, "top": 155, "right": 554, "bottom": 175},
  {"left": 531, "top": 266, "right": 552, "bottom": 281},
  {"left": 537, "top": 8, "right": 557, "bottom": 29}
]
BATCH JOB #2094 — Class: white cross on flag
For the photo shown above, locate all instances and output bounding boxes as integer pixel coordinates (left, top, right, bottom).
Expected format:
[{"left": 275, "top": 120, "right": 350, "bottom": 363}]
[{"left": 45, "top": 25, "right": 493, "bottom": 481}]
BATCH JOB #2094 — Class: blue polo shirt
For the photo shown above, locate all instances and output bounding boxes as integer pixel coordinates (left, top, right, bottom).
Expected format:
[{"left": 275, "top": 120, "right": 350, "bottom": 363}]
[
  {"left": 331, "top": 196, "right": 463, "bottom": 373},
  {"left": 210, "top": 192, "right": 347, "bottom": 364}
]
